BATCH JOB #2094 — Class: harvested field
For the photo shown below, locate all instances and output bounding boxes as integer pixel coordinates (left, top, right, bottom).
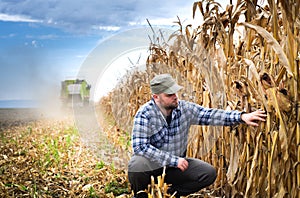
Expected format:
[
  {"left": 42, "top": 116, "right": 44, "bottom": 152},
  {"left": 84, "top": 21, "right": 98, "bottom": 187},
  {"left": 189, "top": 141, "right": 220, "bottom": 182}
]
[{"left": 0, "top": 108, "right": 131, "bottom": 198}]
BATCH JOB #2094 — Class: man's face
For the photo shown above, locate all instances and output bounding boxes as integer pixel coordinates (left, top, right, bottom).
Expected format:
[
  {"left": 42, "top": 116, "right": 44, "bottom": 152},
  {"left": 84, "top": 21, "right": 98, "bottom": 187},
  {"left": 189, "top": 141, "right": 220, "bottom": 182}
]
[{"left": 155, "top": 93, "right": 179, "bottom": 110}]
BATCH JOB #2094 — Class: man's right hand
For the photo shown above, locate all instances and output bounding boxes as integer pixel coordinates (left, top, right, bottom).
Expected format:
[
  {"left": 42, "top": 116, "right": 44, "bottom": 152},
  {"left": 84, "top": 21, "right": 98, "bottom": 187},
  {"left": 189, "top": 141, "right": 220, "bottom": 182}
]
[
  {"left": 177, "top": 158, "right": 189, "bottom": 171},
  {"left": 241, "top": 110, "right": 267, "bottom": 126}
]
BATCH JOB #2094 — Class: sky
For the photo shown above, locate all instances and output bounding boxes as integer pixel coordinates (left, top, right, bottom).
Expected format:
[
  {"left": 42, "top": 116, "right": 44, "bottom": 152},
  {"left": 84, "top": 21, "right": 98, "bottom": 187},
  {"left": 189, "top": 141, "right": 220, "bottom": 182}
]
[{"left": 0, "top": 0, "right": 230, "bottom": 104}]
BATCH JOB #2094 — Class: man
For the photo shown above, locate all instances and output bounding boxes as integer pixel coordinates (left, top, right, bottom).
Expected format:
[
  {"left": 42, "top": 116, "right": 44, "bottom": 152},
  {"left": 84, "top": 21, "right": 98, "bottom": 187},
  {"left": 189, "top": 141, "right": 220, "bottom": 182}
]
[{"left": 127, "top": 73, "right": 266, "bottom": 198}]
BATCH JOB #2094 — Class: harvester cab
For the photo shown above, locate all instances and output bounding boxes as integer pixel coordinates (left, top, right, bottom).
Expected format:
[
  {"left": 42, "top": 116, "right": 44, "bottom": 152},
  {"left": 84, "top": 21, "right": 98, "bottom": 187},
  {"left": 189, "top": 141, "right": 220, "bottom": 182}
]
[{"left": 60, "top": 79, "right": 91, "bottom": 107}]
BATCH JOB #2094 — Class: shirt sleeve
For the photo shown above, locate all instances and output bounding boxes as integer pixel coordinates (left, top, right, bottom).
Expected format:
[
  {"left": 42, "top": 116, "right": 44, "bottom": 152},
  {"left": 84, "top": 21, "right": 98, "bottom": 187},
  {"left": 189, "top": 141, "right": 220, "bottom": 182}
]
[
  {"left": 131, "top": 112, "right": 179, "bottom": 167},
  {"left": 186, "top": 101, "right": 243, "bottom": 126}
]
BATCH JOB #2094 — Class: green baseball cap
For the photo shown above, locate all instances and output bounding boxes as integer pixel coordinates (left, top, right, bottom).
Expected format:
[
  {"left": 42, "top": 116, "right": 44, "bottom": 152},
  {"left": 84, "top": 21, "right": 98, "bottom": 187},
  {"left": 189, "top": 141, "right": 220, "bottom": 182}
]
[{"left": 150, "top": 73, "right": 183, "bottom": 94}]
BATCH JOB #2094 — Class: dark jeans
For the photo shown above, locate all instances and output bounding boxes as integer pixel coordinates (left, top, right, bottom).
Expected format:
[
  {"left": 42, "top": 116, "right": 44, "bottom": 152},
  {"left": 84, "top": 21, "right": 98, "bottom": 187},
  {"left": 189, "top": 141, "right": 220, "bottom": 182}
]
[{"left": 128, "top": 155, "right": 217, "bottom": 198}]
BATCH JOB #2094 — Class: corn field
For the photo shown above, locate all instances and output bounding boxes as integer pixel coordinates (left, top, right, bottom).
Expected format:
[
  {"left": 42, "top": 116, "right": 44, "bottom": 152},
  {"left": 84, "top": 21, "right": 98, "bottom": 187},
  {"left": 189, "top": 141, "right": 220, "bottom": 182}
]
[{"left": 98, "top": 0, "right": 300, "bottom": 197}]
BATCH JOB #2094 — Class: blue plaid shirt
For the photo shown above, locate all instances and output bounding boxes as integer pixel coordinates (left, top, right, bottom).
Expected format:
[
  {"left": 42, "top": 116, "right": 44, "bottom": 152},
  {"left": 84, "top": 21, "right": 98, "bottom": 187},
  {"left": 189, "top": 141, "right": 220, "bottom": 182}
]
[{"left": 132, "top": 98, "right": 243, "bottom": 167}]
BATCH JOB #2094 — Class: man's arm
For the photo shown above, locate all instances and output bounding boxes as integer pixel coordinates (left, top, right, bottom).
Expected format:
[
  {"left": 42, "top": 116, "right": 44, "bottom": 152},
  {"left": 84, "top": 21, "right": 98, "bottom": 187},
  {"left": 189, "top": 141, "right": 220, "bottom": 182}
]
[
  {"left": 241, "top": 110, "right": 267, "bottom": 126},
  {"left": 186, "top": 101, "right": 266, "bottom": 126}
]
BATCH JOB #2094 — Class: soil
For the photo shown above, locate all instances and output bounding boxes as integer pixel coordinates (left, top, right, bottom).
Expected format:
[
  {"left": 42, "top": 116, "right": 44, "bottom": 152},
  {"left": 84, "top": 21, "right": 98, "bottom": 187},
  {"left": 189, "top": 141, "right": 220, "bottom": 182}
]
[
  {"left": 0, "top": 107, "right": 71, "bottom": 128},
  {"left": 0, "top": 106, "right": 130, "bottom": 169}
]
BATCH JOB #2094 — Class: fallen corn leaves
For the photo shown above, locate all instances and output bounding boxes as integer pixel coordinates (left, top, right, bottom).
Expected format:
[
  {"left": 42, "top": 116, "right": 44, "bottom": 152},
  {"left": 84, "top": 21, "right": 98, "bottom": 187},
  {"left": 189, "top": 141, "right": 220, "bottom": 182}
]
[{"left": 0, "top": 119, "right": 132, "bottom": 198}]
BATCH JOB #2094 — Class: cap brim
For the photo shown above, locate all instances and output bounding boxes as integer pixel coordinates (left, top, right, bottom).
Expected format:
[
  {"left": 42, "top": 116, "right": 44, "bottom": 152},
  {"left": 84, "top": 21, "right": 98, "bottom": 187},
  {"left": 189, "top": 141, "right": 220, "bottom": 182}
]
[{"left": 163, "top": 84, "right": 183, "bottom": 94}]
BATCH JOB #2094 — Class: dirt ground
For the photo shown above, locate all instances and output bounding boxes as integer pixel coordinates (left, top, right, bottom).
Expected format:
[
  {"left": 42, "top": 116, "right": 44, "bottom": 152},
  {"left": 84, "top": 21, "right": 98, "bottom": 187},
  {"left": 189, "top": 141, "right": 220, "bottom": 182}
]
[
  {"left": 0, "top": 106, "right": 130, "bottom": 169},
  {"left": 0, "top": 107, "right": 71, "bottom": 128}
]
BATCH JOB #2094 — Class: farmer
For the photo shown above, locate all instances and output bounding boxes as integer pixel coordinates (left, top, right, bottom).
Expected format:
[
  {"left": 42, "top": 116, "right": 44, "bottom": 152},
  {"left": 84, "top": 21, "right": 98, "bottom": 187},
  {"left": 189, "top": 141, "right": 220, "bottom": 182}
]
[{"left": 127, "top": 73, "right": 266, "bottom": 198}]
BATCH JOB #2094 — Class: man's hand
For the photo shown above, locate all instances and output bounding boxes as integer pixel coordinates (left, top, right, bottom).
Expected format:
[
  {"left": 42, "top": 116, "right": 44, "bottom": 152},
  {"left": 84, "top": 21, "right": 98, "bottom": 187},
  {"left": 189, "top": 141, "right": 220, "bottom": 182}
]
[
  {"left": 241, "top": 110, "right": 267, "bottom": 127},
  {"left": 177, "top": 158, "right": 189, "bottom": 171}
]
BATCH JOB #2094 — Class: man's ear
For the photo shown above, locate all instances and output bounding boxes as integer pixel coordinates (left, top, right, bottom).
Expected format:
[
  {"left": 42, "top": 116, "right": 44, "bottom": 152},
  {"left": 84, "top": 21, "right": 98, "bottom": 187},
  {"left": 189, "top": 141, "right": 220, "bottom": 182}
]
[{"left": 152, "top": 94, "right": 158, "bottom": 99}]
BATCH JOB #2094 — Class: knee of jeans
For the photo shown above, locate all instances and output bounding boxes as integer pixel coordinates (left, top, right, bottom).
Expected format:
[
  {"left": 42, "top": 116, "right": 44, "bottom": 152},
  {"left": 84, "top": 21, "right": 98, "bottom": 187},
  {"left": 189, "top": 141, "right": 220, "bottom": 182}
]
[{"left": 128, "top": 155, "right": 161, "bottom": 172}]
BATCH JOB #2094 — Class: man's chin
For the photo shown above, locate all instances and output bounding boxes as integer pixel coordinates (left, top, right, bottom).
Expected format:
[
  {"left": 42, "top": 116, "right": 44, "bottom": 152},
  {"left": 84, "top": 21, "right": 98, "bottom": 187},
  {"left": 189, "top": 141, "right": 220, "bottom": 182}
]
[{"left": 167, "top": 104, "right": 178, "bottom": 110}]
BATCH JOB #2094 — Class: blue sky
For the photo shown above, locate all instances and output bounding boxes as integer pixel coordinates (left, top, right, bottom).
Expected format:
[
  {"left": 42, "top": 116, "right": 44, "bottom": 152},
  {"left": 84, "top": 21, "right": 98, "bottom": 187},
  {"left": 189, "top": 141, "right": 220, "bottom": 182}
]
[{"left": 0, "top": 0, "right": 229, "bottom": 102}]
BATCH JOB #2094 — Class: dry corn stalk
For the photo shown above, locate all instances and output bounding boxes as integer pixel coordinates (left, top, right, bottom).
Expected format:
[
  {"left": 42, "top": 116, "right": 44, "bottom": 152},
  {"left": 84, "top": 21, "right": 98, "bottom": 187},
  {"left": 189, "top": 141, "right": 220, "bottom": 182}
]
[{"left": 136, "top": 167, "right": 177, "bottom": 198}]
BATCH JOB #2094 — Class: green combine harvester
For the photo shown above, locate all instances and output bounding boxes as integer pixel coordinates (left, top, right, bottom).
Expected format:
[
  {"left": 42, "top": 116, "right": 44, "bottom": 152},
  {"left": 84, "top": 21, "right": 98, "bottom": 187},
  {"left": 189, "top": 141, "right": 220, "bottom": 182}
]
[{"left": 60, "top": 79, "right": 91, "bottom": 107}]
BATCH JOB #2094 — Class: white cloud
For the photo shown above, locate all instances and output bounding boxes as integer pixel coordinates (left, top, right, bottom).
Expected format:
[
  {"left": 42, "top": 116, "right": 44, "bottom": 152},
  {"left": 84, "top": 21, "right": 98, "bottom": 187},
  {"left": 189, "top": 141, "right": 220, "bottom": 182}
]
[
  {"left": 31, "top": 40, "right": 38, "bottom": 47},
  {"left": 92, "top": 25, "right": 121, "bottom": 31},
  {"left": 25, "top": 34, "right": 60, "bottom": 40},
  {"left": 0, "top": 13, "right": 41, "bottom": 22},
  {"left": 24, "top": 40, "right": 41, "bottom": 48},
  {"left": 0, "top": 33, "right": 16, "bottom": 38}
]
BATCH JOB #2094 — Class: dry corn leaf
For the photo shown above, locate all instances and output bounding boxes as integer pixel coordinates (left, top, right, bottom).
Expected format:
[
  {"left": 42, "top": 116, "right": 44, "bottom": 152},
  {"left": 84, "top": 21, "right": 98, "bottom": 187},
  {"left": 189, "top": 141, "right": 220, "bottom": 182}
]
[
  {"left": 226, "top": 131, "right": 239, "bottom": 184},
  {"left": 239, "top": 22, "right": 293, "bottom": 77}
]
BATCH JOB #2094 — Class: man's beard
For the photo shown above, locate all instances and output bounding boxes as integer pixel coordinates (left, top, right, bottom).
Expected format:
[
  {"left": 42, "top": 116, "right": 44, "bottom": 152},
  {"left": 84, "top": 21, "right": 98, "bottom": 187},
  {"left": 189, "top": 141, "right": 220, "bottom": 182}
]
[{"left": 164, "top": 103, "right": 178, "bottom": 110}]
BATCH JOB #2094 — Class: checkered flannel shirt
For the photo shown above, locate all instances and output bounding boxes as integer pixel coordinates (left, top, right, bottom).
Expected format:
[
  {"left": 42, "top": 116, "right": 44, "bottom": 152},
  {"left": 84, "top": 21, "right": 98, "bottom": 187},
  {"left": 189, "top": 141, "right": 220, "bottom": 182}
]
[{"left": 132, "top": 98, "right": 243, "bottom": 167}]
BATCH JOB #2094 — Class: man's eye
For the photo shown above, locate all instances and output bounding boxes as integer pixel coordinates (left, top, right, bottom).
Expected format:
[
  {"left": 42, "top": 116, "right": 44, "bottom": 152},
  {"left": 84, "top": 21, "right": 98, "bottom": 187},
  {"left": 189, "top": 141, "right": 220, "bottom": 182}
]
[{"left": 167, "top": 94, "right": 175, "bottom": 97}]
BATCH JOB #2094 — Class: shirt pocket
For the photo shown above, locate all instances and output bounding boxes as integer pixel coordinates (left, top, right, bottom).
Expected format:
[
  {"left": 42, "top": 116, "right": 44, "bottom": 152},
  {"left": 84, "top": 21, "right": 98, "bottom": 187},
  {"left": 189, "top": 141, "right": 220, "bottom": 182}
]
[{"left": 150, "top": 126, "right": 169, "bottom": 148}]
